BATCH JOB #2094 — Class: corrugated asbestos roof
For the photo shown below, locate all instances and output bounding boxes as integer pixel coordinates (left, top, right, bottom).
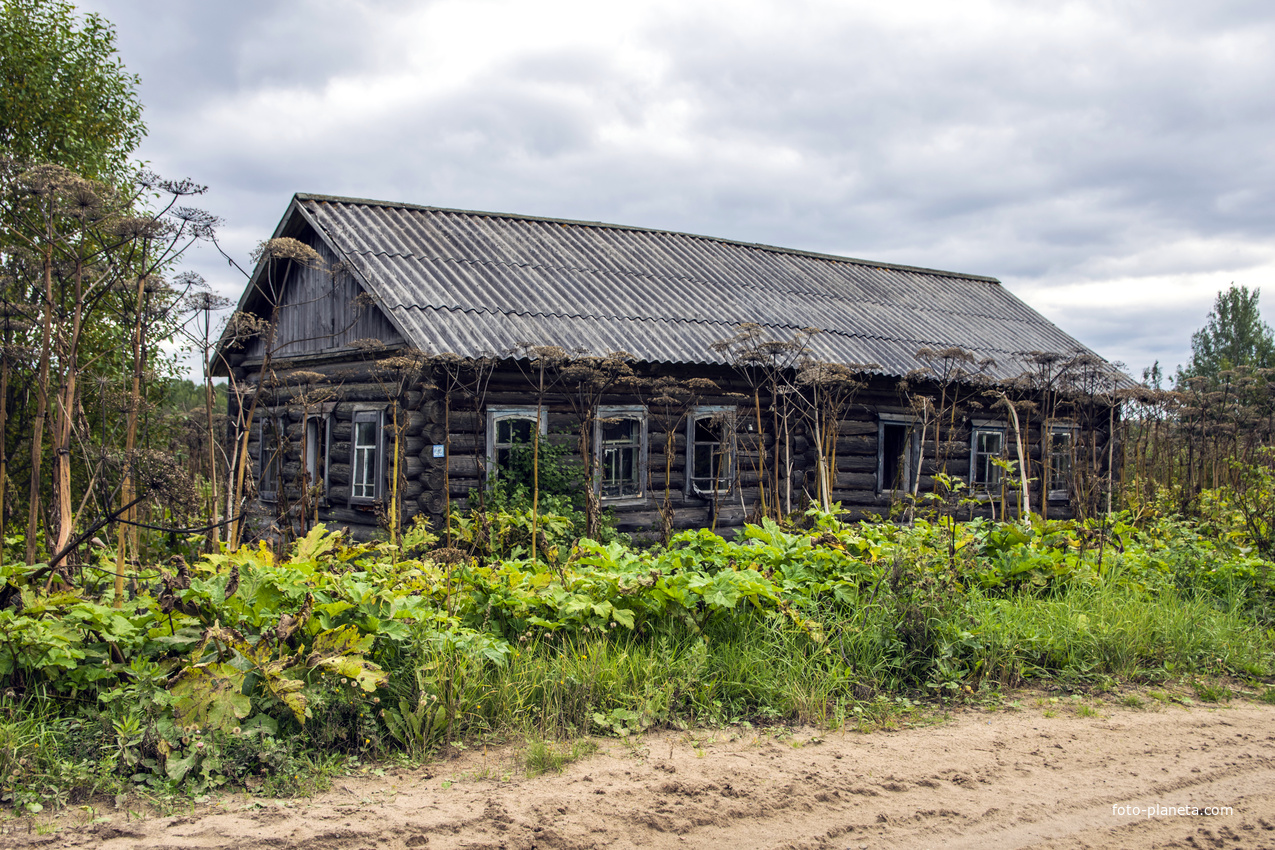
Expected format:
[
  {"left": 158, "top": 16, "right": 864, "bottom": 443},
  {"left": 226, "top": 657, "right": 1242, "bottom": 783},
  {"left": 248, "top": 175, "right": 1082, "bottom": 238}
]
[{"left": 290, "top": 194, "right": 1100, "bottom": 380}]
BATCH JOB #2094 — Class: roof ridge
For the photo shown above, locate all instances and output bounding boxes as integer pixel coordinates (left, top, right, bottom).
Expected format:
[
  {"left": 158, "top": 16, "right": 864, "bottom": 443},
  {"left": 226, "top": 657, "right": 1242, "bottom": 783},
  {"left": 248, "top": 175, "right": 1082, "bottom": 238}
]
[{"left": 296, "top": 193, "right": 1002, "bottom": 285}]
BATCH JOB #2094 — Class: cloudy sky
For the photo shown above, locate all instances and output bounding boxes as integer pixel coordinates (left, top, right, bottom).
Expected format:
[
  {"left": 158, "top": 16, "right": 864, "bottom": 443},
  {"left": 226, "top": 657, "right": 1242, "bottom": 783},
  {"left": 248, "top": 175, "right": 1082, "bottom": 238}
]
[{"left": 82, "top": 0, "right": 1275, "bottom": 378}]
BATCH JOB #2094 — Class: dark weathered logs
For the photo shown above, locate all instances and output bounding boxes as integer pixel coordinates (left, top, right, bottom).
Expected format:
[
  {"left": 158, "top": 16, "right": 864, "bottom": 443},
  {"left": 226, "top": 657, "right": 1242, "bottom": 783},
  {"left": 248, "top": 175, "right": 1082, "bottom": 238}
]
[
  {"left": 423, "top": 491, "right": 447, "bottom": 516},
  {"left": 833, "top": 472, "right": 877, "bottom": 491},
  {"left": 834, "top": 454, "right": 878, "bottom": 473},
  {"left": 836, "top": 420, "right": 877, "bottom": 437},
  {"left": 836, "top": 435, "right": 877, "bottom": 454}
]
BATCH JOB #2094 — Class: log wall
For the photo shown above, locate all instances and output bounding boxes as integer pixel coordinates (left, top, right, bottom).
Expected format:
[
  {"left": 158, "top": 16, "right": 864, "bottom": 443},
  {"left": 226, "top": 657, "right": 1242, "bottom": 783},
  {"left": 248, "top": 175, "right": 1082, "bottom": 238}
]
[{"left": 227, "top": 356, "right": 1113, "bottom": 540}]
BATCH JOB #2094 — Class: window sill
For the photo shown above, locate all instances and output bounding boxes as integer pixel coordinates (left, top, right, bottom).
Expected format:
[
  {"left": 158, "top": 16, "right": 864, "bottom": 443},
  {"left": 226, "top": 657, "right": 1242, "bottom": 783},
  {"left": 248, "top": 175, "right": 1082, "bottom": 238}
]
[
  {"left": 689, "top": 488, "right": 732, "bottom": 499},
  {"left": 601, "top": 494, "right": 647, "bottom": 507}
]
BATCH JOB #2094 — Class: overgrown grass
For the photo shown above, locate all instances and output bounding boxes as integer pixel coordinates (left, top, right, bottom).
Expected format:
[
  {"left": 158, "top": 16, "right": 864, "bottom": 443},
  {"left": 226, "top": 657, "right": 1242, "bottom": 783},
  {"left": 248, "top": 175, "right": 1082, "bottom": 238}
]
[
  {"left": 0, "top": 698, "right": 106, "bottom": 813},
  {"left": 2, "top": 506, "right": 1275, "bottom": 809},
  {"left": 965, "top": 583, "right": 1272, "bottom": 684},
  {"left": 399, "top": 582, "right": 1275, "bottom": 746}
]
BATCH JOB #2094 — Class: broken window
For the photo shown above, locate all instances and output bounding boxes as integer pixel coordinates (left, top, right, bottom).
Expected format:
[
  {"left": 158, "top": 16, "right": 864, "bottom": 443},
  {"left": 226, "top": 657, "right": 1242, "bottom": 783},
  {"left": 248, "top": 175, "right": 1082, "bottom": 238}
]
[
  {"left": 687, "top": 407, "right": 735, "bottom": 496},
  {"left": 486, "top": 407, "right": 548, "bottom": 485},
  {"left": 1048, "top": 426, "right": 1075, "bottom": 500},
  {"left": 304, "top": 414, "right": 330, "bottom": 501},
  {"left": 596, "top": 406, "right": 646, "bottom": 501},
  {"left": 258, "top": 416, "right": 285, "bottom": 503},
  {"left": 877, "top": 416, "right": 917, "bottom": 493}
]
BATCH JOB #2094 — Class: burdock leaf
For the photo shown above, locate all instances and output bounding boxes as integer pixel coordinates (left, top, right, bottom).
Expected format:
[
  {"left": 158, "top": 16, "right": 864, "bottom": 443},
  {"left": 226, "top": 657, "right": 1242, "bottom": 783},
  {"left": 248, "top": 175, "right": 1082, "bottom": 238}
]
[
  {"left": 306, "top": 625, "right": 387, "bottom": 693},
  {"left": 170, "top": 662, "right": 251, "bottom": 731}
]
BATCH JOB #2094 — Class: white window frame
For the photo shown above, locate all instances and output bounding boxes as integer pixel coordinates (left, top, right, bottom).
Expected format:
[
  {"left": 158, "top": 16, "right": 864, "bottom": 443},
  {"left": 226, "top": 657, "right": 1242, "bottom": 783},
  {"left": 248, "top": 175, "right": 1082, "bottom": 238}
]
[
  {"left": 348, "top": 407, "right": 386, "bottom": 506},
  {"left": 877, "top": 413, "right": 919, "bottom": 494},
  {"left": 304, "top": 411, "right": 332, "bottom": 503},
  {"left": 1047, "top": 424, "right": 1076, "bottom": 502},
  {"left": 969, "top": 422, "right": 1007, "bottom": 493},
  {"left": 686, "top": 406, "right": 736, "bottom": 497},
  {"left": 485, "top": 407, "right": 549, "bottom": 484},
  {"left": 595, "top": 405, "right": 647, "bottom": 504},
  {"left": 258, "top": 415, "right": 285, "bottom": 503}
]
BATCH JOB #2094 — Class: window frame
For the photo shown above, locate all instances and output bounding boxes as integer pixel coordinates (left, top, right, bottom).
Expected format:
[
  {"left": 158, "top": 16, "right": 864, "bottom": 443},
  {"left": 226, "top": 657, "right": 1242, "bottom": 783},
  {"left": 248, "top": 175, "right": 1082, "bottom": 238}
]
[
  {"left": 685, "top": 406, "right": 736, "bottom": 498},
  {"left": 1047, "top": 424, "right": 1077, "bottom": 502},
  {"left": 877, "top": 413, "right": 919, "bottom": 495},
  {"left": 258, "top": 415, "right": 285, "bottom": 503},
  {"left": 485, "top": 407, "right": 549, "bottom": 484},
  {"left": 304, "top": 411, "right": 332, "bottom": 504},
  {"left": 969, "top": 421, "right": 1007, "bottom": 493},
  {"left": 594, "top": 405, "right": 648, "bottom": 504},
  {"left": 348, "top": 407, "right": 386, "bottom": 506}
]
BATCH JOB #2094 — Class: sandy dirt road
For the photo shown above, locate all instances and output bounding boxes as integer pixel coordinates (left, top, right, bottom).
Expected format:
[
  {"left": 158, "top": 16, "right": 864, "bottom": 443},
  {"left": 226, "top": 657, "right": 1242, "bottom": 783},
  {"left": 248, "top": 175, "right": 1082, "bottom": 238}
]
[{"left": 4, "top": 695, "right": 1274, "bottom": 850}]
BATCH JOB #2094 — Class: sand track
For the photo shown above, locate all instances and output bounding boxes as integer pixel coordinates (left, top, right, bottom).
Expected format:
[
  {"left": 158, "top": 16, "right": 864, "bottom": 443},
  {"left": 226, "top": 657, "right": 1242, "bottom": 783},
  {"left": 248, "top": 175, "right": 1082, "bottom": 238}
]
[{"left": 5, "top": 698, "right": 1275, "bottom": 849}]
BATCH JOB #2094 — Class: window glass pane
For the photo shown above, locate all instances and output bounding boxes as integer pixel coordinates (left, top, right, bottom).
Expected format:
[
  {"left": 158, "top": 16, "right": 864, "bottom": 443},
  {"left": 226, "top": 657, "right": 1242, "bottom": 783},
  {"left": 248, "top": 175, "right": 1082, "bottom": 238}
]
[
  {"left": 602, "top": 418, "right": 637, "bottom": 444},
  {"left": 973, "top": 430, "right": 1004, "bottom": 486},
  {"left": 497, "top": 417, "right": 533, "bottom": 446},
  {"left": 352, "top": 418, "right": 378, "bottom": 500}
]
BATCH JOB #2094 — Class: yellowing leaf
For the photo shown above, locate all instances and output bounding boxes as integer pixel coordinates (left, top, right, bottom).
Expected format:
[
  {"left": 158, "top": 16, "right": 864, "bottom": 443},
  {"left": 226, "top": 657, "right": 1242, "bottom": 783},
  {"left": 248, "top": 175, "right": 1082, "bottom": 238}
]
[
  {"left": 170, "top": 662, "right": 251, "bottom": 732},
  {"left": 292, "top": 524, "right": 338, "bottom": 564},
  {"left": 312, "top": 654, "right": 388, "bottom": 693}
]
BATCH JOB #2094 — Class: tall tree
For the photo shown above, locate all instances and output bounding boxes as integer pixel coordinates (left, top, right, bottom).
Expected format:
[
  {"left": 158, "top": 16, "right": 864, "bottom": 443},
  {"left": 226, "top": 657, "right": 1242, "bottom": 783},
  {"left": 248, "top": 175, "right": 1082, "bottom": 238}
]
[
  {"left": 0, "top": 0, "right": 145, "bottom": 183},
  {"left": 1181, "top": 285, "right": 1275, "bottom": 383}
]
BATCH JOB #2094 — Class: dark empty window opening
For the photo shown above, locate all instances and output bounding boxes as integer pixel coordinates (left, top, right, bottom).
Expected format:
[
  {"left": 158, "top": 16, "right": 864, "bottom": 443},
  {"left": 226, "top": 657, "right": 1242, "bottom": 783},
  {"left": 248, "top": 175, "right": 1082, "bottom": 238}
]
[
  {"left": 259, "top": 417, "right": 284, "bottom": 503},
  {"left": 878, "top": 420, "right": 914, "bottom": 493},
  {"left": 304, "top": 414, "right": 330, "bottom": 501}
]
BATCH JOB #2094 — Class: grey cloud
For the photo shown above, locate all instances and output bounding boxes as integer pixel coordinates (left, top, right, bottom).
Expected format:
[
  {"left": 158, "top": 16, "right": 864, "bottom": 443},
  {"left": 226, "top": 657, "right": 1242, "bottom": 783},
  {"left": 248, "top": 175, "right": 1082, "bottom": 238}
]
[{"left": 70, "top": 1, "right": 1275, "bottom": 375}]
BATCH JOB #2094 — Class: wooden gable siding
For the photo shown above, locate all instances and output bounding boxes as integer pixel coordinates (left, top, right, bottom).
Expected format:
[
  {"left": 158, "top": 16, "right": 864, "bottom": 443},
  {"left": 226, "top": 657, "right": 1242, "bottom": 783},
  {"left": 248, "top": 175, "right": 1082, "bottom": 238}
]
[{"left": 245, "top": 233, "right": 403, "bottom": 360}]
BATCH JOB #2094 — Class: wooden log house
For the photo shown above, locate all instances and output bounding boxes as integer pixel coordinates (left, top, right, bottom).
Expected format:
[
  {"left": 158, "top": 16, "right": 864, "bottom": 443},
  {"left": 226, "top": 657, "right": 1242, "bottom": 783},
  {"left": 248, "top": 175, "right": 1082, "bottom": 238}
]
[{"left": 213, "top": 194, "right": 1122, "bottom": 540}]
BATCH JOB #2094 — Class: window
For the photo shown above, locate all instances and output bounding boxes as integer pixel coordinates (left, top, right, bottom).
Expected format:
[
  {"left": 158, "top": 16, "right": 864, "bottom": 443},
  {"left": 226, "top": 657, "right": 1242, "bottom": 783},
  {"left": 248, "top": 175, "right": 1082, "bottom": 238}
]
[
  {"left": 258, "top": 416, "right": 285, "bottom": 503},
  {"left": 970, "top": 427, "right": 1006, "bottom": 490},
  {"left": 686, "top": 407, "right": 735, "bottom": 496},
  {"left": 596, "top": 406, "right": 647, "bottom": 501},
  {"left": 1047, "top": 426, "right": 1075, "bottom": 500},
  {"left": 486, "top": 407, "right": 548, "bottom": 482},
  {"left": 877, "top": 414, "right": 917, "bottom": 493},
  {"left": 304, "top": 414, "right": 331, "bottom": 501},
  {"left": 349, "top": 409, "right": 385, "bottom": 505}
]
